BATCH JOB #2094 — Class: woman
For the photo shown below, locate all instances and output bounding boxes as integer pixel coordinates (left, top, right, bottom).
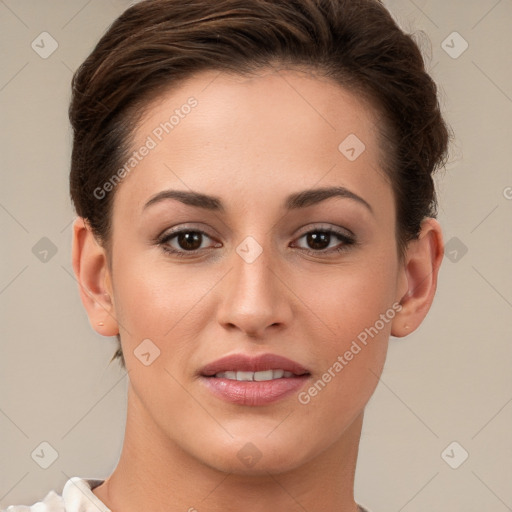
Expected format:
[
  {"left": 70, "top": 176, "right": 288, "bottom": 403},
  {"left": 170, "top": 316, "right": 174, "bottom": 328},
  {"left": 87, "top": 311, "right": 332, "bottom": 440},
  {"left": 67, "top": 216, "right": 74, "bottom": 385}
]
[{"left": 4, "top": 0, "right": 449, "bottom": 510}]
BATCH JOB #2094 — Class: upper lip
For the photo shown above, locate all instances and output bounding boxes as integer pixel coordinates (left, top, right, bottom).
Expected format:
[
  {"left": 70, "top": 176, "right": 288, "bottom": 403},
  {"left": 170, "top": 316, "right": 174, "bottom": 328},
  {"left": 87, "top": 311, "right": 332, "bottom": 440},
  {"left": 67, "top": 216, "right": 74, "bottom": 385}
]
[{"left": 200, "top": 353, "right": 310, "bottom": 376}]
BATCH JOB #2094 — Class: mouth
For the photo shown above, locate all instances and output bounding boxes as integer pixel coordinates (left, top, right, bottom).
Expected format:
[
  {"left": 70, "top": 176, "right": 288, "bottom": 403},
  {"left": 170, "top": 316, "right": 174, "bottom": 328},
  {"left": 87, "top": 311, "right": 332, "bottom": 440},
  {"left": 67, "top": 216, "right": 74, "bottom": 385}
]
[
  {"left": 211, "top": 369, "right": 297, "bottom": 381},
  {"left": 199, "top": 353, "right": 311, "bottom": 406}
]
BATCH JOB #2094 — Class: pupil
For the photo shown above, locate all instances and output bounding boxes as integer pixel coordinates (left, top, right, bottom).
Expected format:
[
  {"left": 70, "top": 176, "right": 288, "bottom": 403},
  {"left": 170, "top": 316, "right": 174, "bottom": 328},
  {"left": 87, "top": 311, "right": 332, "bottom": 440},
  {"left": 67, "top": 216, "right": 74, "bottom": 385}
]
[
  {"left": 178, "top": 232, "right": 202, "bottom": 250},
  {"left": 307, "top": 232, "right": 330, "bottom": 250}
]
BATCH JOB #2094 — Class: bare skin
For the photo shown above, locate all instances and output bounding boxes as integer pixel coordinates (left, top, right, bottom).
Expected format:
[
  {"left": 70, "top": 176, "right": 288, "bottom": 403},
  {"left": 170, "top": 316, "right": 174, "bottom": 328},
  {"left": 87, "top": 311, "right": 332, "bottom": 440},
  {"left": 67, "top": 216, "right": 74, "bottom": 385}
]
[{"left": 72, "top": 67, "right": 444, "bottom": 512}]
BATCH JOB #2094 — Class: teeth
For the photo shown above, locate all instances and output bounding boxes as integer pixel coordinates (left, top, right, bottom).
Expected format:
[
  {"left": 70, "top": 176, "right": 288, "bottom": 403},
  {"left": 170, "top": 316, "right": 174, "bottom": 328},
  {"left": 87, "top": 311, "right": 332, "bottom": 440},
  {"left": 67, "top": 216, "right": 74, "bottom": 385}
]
[
  {"left": 254, "top": 370, "right": 273, "bottom": 381},
  {"left": 214, "top": 369, "right": 295, "bottom": 381}
]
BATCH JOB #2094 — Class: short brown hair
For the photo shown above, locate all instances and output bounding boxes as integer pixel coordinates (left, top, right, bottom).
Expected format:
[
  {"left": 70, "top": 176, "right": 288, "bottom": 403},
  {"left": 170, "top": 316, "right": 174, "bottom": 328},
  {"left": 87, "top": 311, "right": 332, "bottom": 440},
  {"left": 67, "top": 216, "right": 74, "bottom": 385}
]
[{"left": 69, "top": 0, "right": 451, "bottom": 369}]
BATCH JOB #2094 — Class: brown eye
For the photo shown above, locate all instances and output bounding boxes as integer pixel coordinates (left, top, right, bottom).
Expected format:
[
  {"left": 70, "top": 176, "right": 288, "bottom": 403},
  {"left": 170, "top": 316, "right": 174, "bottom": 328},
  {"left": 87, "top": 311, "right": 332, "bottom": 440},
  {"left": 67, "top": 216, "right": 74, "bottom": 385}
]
[
  {"left": 305, "top": 231, "right": 331, "bottom": 250},
  {"left": 293, "top": 228, "right": 356, "bottom": 256},
  {"left": 175, "top": 231, "right": 203, "bottom": 251},
  {"left": 158, "top": 229, "right": 219, "bottom": 257}
]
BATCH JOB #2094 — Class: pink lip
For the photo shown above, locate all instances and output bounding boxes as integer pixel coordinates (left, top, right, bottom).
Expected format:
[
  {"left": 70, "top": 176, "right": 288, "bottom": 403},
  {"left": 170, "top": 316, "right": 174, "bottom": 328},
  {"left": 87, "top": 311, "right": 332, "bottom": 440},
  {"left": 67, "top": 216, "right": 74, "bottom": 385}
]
[{"left": 199, "top": 353, "right": 311, "bottom": 406}]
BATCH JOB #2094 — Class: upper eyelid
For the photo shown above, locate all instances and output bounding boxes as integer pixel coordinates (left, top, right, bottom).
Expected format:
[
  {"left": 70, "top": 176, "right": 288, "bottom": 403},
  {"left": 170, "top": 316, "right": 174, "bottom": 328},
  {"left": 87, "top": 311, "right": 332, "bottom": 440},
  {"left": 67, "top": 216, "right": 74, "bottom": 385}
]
[
  {"left": 295, "top": 223, "right": 354, "bottom": 238},
  {"left": 160, "top": 223, "right": 353, "bottom": 239}
]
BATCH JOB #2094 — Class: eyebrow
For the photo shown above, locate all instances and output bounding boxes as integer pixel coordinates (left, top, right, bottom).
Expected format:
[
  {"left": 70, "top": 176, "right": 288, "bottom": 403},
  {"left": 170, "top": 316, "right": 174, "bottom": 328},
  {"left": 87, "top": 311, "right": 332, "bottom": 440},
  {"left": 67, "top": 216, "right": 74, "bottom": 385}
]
[{"left": 143, "top": 186, "right": 373, "bottom": 215}]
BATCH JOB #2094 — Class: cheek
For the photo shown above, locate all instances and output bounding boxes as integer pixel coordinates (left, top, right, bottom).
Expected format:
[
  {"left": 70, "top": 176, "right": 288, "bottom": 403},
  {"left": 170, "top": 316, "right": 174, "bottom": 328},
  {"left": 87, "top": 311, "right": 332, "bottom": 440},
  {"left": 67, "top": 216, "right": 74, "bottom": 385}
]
[
  {"left": 298, "top": 257, "right": 398, "bottom": 343},
  {"left": 293, "top": 259, "right": 396, "bottom": 409},
  {"left": 112, "top": 254, "right": 200, "bottom": 330},
  {"left": 110, "top": 254, "right": 226, "bottom": 369}
]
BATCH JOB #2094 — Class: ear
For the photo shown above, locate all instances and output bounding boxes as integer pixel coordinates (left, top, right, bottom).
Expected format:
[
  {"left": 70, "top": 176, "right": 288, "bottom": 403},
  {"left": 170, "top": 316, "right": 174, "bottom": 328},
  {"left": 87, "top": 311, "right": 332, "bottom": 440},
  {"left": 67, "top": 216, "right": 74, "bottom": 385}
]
[
  {"left": 71, "top": 217, "right": 119, "bottom": 336},
  {"left": 391, "top": 217, "right": 444, "bottom": 337}
]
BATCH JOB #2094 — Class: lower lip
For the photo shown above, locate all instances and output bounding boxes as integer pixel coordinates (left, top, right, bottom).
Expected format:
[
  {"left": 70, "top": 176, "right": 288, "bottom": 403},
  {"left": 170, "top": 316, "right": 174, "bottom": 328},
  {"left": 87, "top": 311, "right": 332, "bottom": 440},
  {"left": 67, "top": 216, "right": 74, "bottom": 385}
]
[{"left": 201, "top": 375, "right": 310, "bottom": 406}]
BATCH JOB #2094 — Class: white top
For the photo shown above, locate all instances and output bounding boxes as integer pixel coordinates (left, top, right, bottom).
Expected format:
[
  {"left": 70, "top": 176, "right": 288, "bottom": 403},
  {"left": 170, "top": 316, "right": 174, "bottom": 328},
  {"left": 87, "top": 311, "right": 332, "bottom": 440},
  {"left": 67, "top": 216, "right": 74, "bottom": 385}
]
[
  {"left": 2, "top": 477, "right": 371, "bottom": 512},
  {"left": 2, "top": 477, "right": 110, "bottom": 512}
]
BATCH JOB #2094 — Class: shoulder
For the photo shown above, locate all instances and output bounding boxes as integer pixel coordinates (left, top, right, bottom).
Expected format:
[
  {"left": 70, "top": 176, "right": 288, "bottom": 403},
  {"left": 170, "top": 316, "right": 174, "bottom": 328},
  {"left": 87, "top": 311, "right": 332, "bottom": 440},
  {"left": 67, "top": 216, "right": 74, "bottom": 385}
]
[{"left": 1, "top": 477, "right": 108, "bottom": 512}]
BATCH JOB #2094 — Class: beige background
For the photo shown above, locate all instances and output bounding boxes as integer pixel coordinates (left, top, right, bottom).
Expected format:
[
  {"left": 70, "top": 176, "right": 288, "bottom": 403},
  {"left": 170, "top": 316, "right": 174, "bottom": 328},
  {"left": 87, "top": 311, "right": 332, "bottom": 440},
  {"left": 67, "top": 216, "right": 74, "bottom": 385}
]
[{"left": 1, "top": 0, "right": 511, "bottom": 510}]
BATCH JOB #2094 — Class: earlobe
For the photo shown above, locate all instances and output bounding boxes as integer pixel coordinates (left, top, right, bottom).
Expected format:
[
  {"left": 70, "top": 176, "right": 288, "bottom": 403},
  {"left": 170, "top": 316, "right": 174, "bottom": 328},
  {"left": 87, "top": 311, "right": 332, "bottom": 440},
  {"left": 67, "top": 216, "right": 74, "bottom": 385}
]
[
  {"left": 72, "top": 217, "right": 119, "bottom": 336},
  {"left": 391, "top": 218, "right": 444, "bottom": 338}
]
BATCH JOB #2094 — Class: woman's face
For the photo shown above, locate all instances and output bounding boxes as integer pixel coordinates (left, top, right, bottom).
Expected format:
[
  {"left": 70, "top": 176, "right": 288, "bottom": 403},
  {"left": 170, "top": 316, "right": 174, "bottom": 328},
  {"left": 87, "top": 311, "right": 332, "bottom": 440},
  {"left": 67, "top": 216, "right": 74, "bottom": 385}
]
[{"left": 105, "top": 68, "right": 407, "bottom": 473}]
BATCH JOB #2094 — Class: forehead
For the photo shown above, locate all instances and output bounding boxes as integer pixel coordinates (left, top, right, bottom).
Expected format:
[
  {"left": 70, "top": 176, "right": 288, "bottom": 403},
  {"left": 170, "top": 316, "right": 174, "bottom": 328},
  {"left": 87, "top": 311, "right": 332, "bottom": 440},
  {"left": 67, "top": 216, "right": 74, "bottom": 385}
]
[
  {"left": 112, "top": 67, "right": 391, "bottom": 218},
  {"left": 136, "top": 67, "right": 380, "bottom": 150}
]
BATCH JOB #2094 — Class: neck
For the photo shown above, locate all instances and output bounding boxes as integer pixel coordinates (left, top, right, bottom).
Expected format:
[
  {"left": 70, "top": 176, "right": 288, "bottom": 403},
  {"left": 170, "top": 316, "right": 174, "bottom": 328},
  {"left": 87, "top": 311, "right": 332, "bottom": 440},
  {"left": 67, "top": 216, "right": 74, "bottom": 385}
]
[{"left": 93, "top": 384, "right": 364, "bottom": 512}]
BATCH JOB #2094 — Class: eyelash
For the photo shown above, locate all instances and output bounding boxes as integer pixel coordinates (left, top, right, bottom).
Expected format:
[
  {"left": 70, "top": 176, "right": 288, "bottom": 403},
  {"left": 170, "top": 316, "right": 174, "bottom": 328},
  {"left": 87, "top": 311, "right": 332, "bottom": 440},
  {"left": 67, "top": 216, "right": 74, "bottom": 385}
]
[{"left": 156, "top": 226, "right": 356, "bottom": 258}]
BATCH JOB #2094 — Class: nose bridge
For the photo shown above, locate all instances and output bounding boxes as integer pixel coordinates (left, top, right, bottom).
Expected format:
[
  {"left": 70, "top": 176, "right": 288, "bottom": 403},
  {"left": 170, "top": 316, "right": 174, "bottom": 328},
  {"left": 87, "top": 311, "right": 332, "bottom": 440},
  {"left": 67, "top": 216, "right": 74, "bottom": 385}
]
[{"left": 217, "top": 233, "right": 291, "bottom": 336}]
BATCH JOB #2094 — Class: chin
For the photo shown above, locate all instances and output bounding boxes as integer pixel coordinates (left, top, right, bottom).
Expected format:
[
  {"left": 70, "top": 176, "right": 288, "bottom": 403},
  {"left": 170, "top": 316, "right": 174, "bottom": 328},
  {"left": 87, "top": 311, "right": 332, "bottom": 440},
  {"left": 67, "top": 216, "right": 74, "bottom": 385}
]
[{"left": 192, "top": 432, "right": 316, "bottom": 476}]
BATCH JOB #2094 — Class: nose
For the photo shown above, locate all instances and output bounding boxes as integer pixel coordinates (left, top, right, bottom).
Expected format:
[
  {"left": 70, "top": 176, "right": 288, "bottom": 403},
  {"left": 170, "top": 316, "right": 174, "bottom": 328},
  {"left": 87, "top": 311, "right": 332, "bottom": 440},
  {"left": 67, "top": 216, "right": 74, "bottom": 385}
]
[{"left": 216, "top": 240, "right": 293, "bottom": 339}]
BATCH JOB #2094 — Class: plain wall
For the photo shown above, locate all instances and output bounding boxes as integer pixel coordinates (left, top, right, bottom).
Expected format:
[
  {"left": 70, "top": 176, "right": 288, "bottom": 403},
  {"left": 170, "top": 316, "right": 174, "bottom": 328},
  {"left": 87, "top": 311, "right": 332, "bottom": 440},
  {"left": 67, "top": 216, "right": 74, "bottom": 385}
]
[{"left": 1, "top": 1, "right": 511, "bottom": 510}]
